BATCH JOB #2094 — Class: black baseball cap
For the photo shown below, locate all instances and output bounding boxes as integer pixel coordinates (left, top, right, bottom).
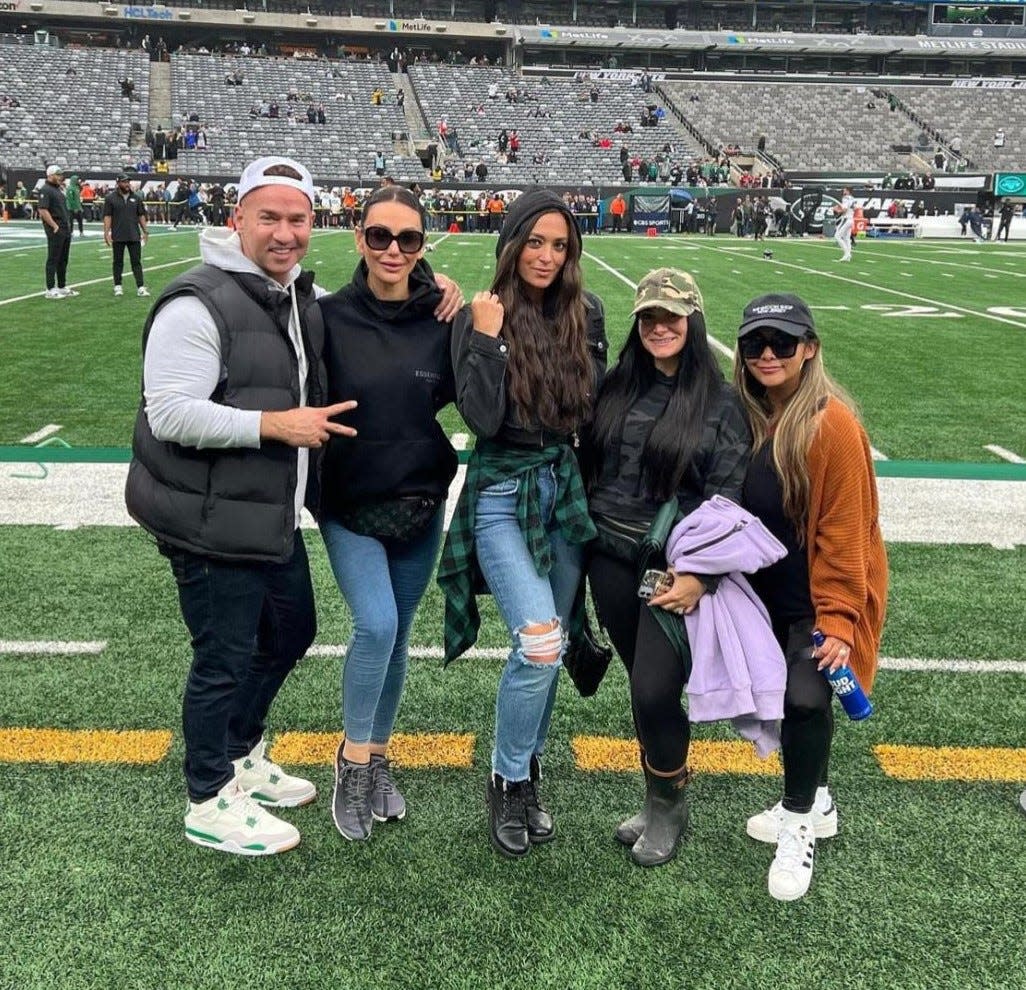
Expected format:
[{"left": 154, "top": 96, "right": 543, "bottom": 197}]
[{"left": 738, "top": 293, "right": 817, "bottom": 339}]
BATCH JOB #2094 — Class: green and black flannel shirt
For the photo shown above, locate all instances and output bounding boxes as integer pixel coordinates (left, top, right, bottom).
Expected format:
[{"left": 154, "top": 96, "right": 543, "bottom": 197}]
[{"left": 437, "top": 439, "right": 596, "bottom": 664}]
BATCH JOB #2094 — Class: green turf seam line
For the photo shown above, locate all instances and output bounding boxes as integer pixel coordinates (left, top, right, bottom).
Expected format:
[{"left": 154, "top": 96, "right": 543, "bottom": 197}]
[{"left": 2, "top": 446, "right": 1025, "bottom": 480}]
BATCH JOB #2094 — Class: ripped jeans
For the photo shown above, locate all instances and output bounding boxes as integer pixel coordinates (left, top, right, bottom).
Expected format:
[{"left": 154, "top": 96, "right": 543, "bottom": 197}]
[{"left": 474, "top": 466, "right": 583, "bottom": 782}]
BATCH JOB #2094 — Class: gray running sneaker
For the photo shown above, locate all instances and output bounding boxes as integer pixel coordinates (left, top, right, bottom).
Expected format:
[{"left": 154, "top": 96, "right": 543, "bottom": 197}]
[
  {"left": 370, "top": 754, "right": 407, "bottom": 823},
  {"left": 332, "top": 743, "right": 373, "bottom": 841}
]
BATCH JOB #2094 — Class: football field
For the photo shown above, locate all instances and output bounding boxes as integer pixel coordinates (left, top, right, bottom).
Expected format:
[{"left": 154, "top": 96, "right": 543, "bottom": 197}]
[{"left": 1, "top": 223, "right": 1025, "bottom": 989}]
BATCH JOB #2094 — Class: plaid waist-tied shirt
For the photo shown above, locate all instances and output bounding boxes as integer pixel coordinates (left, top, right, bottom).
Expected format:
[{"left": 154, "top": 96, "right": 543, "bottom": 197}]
[{"left": 437, "top": 439, "right": 597, "bottom": 664}]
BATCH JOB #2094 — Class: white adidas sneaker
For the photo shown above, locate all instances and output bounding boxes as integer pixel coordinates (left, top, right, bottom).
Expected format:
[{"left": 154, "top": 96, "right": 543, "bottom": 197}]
[
  {"left": 233, "top": 738, "right": 316, "bottom": 808},
  {"left": 184, "top": 778, "right": 300, "bottom": 856},
  {"left": 768, "top": 811, "right": 816, "bottom": 901},
  {"left": 746, "top": 787, "right": 837, "bottom": 844}
]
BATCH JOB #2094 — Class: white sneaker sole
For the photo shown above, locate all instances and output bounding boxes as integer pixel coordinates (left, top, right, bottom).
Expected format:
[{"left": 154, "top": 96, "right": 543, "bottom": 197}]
[
  {"left": 184, "top": 830, "right": 300, "bottom": 856},
  {"left": 747, "top": 809, "right": 838, "bottom": 844},
  {"left": 372, "top": 807, "right": 407, "bottom": 824},
  {"left": 249, "top": 786, "right": 317, "bottom": 809}
]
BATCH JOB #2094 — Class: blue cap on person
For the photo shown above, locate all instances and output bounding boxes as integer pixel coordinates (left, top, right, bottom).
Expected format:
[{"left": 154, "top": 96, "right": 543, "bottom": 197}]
[{"left": 236, "top": 155, "right": 316, "bottom": 209}]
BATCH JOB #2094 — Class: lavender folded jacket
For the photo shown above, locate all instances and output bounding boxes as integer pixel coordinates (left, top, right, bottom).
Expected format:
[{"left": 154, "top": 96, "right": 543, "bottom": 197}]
[{"left": 665, "top": 494, "right": 789, "bottom": 758}]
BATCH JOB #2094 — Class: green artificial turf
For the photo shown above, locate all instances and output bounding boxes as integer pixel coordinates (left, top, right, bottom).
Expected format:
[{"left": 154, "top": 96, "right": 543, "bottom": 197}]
[
  {"left": 1, "top": 226, "right": 1024, "bottom": 461},
  {"left": 2, "top": 223, "right": 1026, "bottom": 989}
]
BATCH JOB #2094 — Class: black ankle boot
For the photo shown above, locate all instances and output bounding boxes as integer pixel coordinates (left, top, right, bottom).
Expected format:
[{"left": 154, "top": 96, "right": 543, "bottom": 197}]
[
  {"left": 526, "top": 755, "right": 555, "bottom": 844},
  {"left": 630, "top": 766, "right": 690, "bottom": 868},
  {"left": 487, "top": 773, "right": 530, "bottom": 858},
  {"left": 614, "top": 748, "right": 649, "bottom": 846}
]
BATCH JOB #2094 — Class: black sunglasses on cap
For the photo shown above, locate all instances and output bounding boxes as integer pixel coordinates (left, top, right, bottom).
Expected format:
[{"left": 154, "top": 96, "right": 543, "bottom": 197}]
[
  {"left": 362, "top": 225, "right": 425, "bottom": 254},
  {"left": 739, "top": 330, "right": 810, "bottom": 361}
]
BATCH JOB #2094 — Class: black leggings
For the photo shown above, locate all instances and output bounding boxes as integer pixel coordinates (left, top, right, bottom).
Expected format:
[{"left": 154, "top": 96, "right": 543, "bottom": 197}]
[
  {"left": 775, "top": 617, "right": 834, "bottom": 814},
  {"left": 588, "top": 550, "right": 690, "bottom": 774}
]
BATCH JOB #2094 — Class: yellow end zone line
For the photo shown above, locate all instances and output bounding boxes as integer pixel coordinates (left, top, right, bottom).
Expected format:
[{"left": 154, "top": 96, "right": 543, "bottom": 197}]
[{"left": 1, "top": 729, "right": 1024, "bottom": 782}]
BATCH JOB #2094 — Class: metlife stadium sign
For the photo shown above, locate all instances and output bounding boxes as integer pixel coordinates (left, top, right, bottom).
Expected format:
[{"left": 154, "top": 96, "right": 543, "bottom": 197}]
[{"left": 518, "top": 25, "right": 1026, "bottom": 55}]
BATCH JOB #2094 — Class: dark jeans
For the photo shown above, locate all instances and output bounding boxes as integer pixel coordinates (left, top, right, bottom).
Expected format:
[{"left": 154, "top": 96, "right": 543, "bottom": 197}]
[
  {"left": 112, "top": 240, "right": 145, "bottom": 288},
  {"left": 589, "top": 550, "right": 690, "bottom": 774},
  {"left": 45, "top": 228, "right": 70, "bottom": 289},
  {"left": 161, "top": 531, "right": 317, "bottom": 801},
  {"left": 773, "top": 617, "right": 834, "bottom": 814}
]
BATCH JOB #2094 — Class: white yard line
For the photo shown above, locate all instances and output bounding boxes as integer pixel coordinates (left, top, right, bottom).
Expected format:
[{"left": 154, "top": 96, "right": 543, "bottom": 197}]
[
  {"left": 582, "top": 249, "right": 734, "bottom": 359},
  {"left": 310, "top": 645, "right": 1026, "bottom": 672},
  {"left": 7, "top": 639, "right": 1025, "bottom": 672},
  {"left": 985, "top": 444, "right": 1026, "bottom": 464},
  {"left": 880, "top": 658, "right": 1026, "bottom": 674},
  {"left": 0, "top": 257, "right": 200, "bottom": 307},
  {"left": 683, "top": 241, "right": 1026, "bottom": 331},
  {"left": 0, "top": 640, "right": 107, "bottom": 654},
  {"left": 20, "top": 424, "right": 62, "bottom": 444}
]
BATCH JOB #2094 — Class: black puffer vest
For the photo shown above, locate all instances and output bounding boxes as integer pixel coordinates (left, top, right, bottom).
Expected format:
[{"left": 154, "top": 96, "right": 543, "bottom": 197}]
[{"left": 125, "top": 264, "right": 325, "bottom": 562}]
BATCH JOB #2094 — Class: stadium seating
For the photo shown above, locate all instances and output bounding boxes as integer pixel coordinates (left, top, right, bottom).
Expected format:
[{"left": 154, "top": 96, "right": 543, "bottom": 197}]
[
  {"left": 409, "top": 64, "right": 706, "bottom": 185},
  {"left": 168, "top": 54, "right": 428, "bottom": 181},
  {"left": 660, "top": 80, "right": 925, "bottom": 172},
  {"left": 0, "top": 40, "right": 149, "bottom": 171},
  {"left": 890, "top": 85, "right": 1024, "bottom": 173}
]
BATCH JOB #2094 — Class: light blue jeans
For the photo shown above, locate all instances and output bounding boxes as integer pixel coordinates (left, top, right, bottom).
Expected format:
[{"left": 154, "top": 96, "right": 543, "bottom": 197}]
[
  {"left": 320, "top": 509, "right": 445, "bottom": 745},
  {"left": 474, "top": 466, "right": 583, "bottom": 782}
]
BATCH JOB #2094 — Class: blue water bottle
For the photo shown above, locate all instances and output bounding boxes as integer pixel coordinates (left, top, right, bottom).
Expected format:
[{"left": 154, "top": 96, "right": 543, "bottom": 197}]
[{"left": 812, "top": 630, "right": 874, "bottom": 721}]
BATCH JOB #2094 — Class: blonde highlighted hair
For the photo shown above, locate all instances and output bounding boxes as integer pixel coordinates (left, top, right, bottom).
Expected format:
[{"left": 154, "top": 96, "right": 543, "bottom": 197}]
[{"left": 733, "top": 339, "right": 860, "bottom": 543}]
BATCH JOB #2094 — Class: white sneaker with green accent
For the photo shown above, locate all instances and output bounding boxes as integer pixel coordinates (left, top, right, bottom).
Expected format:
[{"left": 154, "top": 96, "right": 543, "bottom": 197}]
[
  {"left": 768, "top": 811, "right": 816, "bottom": 901},
  {"left": 233, "top": 738, "right": 317, "bottom": 808},
  {"left": 184, "top": 778, "right": 300, "bottom": 856},
  {"left": 746, "top": 786, "right": 837, "bottom": 844}
]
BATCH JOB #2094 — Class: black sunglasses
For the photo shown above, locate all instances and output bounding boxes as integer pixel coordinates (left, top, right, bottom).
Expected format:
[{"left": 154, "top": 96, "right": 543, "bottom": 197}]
[
  {"left": 739, "top": 330, "right": 806, "bottom": 360},
  {"left": 362, "top": 225, "right": 425, "bottom": 254}
]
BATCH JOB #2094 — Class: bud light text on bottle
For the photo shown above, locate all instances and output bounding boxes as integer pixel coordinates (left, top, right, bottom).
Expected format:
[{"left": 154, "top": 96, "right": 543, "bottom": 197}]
[{"left": 812, "top": 630, "right": 874, "bottom": 721}]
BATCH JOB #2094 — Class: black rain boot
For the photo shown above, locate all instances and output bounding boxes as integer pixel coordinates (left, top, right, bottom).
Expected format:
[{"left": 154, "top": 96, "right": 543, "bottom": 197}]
[
  {"left": 486, "top": 773, "right": 530, "bottom": 858},
  {"left": 614, "top": 748, "right": 649, "bottom": 846},
  {"left": 630, "top": 765, "right": 690, "bottom": 868},
  {"left": 526, "top": 755, "right": 555, "bottom": 844}
]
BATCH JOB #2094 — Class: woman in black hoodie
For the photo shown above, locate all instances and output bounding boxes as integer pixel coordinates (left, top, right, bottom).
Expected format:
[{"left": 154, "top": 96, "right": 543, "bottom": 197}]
[
  {"left": 438, "top": 189, "right": 608, "bottom": 858},
  {"left": 317, "top": 185, "right": 460, "bottom": 842}
]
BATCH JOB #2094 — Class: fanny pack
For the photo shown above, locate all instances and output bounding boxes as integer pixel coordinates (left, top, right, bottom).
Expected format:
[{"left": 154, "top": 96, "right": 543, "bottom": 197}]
[{"left": 337, "top": 496, "right": 442, "bottom": 543}]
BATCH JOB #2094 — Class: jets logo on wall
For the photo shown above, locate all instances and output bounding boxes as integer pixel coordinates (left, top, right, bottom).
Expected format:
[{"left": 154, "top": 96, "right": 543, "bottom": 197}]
[{"left": 789, "top": 193, "right": 840, "bottom": 234}]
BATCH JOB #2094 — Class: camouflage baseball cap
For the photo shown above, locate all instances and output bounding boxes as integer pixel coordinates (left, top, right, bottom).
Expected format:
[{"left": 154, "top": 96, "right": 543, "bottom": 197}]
[{"left": 631, "top": 268, "right": 704, "bottom": 318}]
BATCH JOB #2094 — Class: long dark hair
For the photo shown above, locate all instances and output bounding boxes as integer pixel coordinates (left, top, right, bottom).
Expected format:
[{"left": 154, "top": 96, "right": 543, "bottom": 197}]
[
  {"left": 588, "top": 310, "right": 724, "bottom": 501},
  {"left": 491, "top": 211, "right": 593, "bottom": 433}
]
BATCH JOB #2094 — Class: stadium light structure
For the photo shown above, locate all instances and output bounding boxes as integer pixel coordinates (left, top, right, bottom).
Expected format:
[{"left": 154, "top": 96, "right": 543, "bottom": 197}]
[
  {"left": 29, "top": 1, "right": 43, "bottom": 9},
  {"left": 103, "top": 5, "right": 118, "bottom": 15},
  {"left": 178, "top": 10, "right": 191, "bottom": 18},
  {"left": 305, "top": 16, "right": 318, "bottom": 24}
]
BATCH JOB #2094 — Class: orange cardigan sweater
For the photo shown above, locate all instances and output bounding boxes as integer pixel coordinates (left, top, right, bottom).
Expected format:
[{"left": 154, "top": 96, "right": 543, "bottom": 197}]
[{"left": 804, "top": 398, "right": 888, "bottom": 693}]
